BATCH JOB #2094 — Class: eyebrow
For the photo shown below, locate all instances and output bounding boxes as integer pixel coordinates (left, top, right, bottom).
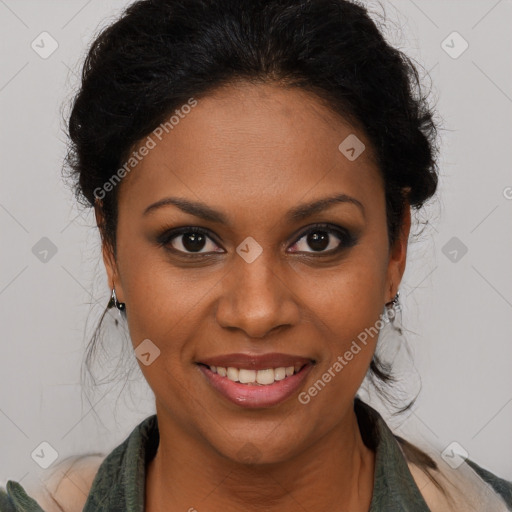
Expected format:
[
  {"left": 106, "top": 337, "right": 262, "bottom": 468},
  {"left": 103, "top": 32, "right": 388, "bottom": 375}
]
[{"left": 143, "top": 193, "right": 365, "bottom": 224}]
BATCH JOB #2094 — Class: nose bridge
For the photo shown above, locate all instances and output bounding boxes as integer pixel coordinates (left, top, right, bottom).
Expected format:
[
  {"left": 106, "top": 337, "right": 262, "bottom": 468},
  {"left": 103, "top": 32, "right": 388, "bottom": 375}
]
[
  {"left": 216, "top": 246, "right": 298, "bottom": 337},
  {"left": 237, "top": 251, "right": 281, "bottom": 299}
]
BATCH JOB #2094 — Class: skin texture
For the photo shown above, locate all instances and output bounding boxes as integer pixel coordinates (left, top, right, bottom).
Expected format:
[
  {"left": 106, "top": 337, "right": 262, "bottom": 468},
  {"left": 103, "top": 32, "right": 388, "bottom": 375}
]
[{"left": 96, "top": 81, "right": 411, "bottom": 511}]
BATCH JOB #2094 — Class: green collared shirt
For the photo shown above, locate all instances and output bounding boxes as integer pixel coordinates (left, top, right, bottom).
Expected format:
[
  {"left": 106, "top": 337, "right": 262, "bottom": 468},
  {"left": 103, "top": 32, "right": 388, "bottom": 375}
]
[{"left": 1, "top": 399, "right": 511, "bottom": 511}]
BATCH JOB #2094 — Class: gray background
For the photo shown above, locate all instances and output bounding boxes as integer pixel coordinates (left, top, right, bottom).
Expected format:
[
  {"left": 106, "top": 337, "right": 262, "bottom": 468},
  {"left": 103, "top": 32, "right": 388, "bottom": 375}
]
[{"left": 1, "top": 0, "right": 511, "bottom": 493}]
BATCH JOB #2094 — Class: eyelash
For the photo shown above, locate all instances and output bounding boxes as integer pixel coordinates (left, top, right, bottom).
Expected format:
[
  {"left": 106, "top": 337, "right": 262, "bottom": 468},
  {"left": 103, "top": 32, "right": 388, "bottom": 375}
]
[{"left": 156, "top": 223, "right": 357, "bottom": 259}]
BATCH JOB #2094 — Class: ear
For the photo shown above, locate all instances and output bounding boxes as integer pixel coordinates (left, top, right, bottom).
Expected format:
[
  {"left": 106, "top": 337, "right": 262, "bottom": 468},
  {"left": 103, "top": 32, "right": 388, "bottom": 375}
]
[
  {"left": 94, "top": 200, "right": 124, "bottom": 301},
  {"left": 385, "top": 193, "right": 411, "bottom": 302}
]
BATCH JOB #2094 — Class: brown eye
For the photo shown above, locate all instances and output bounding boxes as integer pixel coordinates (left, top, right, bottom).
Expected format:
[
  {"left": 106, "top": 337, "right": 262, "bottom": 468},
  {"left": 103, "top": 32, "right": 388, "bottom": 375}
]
[
  {"left": 157, "top": 227, "right": 223, "bottom": 255},
  {"left": 288, "top": 224, "right": 356, "bottom": 255}
]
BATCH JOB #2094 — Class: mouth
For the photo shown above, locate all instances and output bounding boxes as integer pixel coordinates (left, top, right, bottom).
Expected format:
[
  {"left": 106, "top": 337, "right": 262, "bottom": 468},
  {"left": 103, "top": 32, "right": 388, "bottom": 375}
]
[
  {"left": 196, "top": 362, "right": 308, "bottom": 385},
  {"left": 196, "top": 357, "right": 315, "bottom": 408}
]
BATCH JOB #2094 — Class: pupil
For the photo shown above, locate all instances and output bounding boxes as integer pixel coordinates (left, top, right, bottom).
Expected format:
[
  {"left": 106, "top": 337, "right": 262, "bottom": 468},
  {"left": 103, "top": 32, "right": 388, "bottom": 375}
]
[
  {"left": 183, "top": 232, "right": 205, "bottom": 252},
  {"left": 308, "top": 231, "right": 329, "bottom": 251}
]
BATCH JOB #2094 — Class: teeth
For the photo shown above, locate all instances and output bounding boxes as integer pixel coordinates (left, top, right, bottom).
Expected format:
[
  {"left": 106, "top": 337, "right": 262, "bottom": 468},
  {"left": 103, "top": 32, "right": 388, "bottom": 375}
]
[
  {"left": 256, "top": 368, "right": 275, "bottom": 385},
  {"left": 274, "top": 367, "right": 286, "bottom": 381},
  {"left": 239, "top": 369, "right": 256, "bottom": 383},
  {"left": 208, "top": 364, "right": 303, "bottom": 386},
  {"left": 226, "top": 367, "right": 239, "bottom": 382}
]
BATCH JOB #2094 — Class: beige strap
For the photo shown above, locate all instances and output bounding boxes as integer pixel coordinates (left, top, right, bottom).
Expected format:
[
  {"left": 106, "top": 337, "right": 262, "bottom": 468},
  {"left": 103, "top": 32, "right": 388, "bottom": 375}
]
[
  {"left": 25, "top": 455, "right": 105, "bottom": 512},
  {"left": 407, "top": 450, "right": 510, "bottom": 511}
]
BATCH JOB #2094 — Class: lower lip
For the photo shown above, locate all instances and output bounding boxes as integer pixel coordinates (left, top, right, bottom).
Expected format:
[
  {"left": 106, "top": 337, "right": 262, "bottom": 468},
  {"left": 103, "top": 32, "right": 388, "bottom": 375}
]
[{"left": 197, "top": 363, "right": 314, "bottom": 409}]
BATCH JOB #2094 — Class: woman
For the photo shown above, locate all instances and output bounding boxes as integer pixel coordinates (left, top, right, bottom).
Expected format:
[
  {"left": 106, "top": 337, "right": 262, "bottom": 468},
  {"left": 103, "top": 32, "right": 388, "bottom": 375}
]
[{"left": 1, "top": 0, "right": 511, "bottom": 511}]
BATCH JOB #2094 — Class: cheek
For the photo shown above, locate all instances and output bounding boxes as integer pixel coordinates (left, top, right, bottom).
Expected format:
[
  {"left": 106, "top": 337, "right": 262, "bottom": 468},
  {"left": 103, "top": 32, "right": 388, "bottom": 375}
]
[
  {"left": 305, "top": 245, "right": 388, "bottom": 318},
  {"left": 294, "top": 267, "right": 387, "bottom": 423},
  {"left": 118, "top": 256, "right": 198, "bottom": 401},
  {"left": 122, "top": 266, "right": 197, "bottom": 345},
  {"left": 117, "top": 245, "right": 224, "bottom": 385},
  {"left": 115, "top": 238, "right": 182, "bottom": 344},
  {"left": 301, "top": 255, "right": 389, "bottom": 367}
]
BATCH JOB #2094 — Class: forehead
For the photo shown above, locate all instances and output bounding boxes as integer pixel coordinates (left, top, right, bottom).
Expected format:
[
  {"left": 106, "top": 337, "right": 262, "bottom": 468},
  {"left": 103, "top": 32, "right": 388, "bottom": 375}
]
[{"left": 117, "top": 82, "right": 383, "bottom": 216}]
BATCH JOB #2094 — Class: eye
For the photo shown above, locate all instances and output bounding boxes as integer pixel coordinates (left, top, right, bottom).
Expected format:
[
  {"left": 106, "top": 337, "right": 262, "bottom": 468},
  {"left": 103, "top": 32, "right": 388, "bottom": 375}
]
[
  {"left": 288, "top": 223, "right": 356, "bottom": 255},
  {"left": 157, "top": 226, "right": 223, "bottom": 256},
  {"left": 157, "top": 223, "right": 356, "bottom": 258}
]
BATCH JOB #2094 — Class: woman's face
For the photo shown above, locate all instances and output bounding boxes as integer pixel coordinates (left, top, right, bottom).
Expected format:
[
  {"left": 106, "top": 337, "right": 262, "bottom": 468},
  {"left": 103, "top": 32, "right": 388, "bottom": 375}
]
[{"left": 99, "top": 81, "right": 410, "bottom": 464}]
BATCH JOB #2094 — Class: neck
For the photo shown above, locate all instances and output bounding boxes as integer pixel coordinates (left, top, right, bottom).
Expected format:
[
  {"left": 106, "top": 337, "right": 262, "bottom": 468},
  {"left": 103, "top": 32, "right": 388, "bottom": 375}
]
[{"left": 145, "top": 403, "right": 375, "bottom": 512}]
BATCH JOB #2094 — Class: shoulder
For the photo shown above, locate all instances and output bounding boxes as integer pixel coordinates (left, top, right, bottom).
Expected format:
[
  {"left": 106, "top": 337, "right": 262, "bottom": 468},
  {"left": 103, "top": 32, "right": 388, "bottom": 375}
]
[
  {"left": 403, "top": 443, "right": 512, "bottom": 512},
  {"left": 26, "top": 454, "right": 106, "bottom": 512}
]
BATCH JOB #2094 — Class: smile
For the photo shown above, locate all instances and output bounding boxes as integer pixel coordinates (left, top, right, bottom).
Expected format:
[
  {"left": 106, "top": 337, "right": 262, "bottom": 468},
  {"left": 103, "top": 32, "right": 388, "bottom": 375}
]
[{"left": 197, "top": 362, "right": 314, "bottom": 408}]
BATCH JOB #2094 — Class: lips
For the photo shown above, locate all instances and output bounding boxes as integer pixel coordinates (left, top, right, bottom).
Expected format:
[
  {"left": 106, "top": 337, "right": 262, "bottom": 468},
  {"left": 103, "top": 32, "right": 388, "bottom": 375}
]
[
  {"left": 197, "top": 352, "right": 316, "bottom": 371},
  {"left": 197, "top": 361, "right": 315, "bottom": 408}
]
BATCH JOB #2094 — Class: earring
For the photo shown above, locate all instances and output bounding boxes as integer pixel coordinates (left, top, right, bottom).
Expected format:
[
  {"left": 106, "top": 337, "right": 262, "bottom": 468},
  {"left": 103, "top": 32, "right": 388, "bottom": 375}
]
[
  {"left": 108, "top": 287, "right": 125, "bottom": 311},
  {"left": 385, "top": 291, "right": 400, "bottom": 309},
  {"left": 385, "top": 291, "right": 402, "bottom": 335}
]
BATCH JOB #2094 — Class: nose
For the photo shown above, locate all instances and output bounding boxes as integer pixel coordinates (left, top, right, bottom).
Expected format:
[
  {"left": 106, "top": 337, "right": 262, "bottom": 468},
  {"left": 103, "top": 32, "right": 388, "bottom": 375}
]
[{"left": 215, "top": 253, "right": 300, "bottom": 339}]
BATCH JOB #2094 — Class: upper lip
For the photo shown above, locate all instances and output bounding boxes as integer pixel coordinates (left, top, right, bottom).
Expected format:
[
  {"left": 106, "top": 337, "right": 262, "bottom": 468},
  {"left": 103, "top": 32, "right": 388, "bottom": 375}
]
[{"left": 197, "top": 352, "right": 315, "bottom": 371}]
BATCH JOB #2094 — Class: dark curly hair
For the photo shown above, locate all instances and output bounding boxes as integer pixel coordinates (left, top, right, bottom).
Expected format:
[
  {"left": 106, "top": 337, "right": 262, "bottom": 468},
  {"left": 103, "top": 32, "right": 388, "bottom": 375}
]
[{"left": 63, "top": 0, "right": 446, "bottom": 495}]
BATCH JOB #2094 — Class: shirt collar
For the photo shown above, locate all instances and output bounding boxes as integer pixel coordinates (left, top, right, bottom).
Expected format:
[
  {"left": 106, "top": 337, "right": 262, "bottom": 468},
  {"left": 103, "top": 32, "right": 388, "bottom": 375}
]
[
  {"left": 82, "top": 398, "right": 430, "bottom": 512},
  {"left": 355, "top": 398, "right": 430, "bottom": 510}
]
